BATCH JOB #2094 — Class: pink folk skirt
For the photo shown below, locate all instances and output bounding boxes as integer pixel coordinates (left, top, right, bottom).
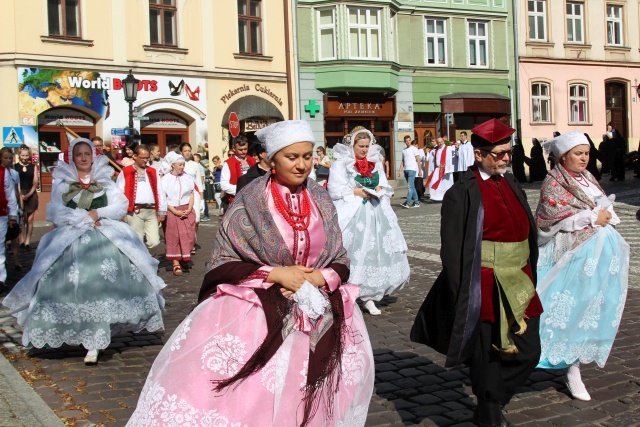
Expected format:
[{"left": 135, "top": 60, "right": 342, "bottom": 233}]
[{"left": 165, "top": 204, "right": 196, "bottom": 261}]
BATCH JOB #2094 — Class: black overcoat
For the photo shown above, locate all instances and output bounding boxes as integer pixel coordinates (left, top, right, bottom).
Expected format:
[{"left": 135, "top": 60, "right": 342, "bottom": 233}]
[{"left": 410, "top": 167, "right": 539, "bottom": 367}]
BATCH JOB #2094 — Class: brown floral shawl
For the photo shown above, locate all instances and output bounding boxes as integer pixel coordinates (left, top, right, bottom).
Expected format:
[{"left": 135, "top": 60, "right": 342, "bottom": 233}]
[{"left": 535, "top": 164, "right": 604, "bottom": 249}]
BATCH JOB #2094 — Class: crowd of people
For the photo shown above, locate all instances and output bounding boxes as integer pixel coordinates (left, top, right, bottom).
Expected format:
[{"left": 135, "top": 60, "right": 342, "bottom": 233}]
[{"left": 0, "top": 116, "right": 632, "bottom": 426}]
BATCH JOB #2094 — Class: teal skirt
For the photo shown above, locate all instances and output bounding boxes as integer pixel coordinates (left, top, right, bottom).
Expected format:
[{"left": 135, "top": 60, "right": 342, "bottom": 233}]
[{"left": 22, "top": 229, "right": 164, "bottom": 350}]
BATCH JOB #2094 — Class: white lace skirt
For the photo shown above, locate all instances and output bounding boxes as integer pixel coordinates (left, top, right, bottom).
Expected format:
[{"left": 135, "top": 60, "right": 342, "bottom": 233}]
[
  {"left": 537, "top": 226, "right": 629, "bottom": 369},
  {"left": 336, "top": 197, "right": 410, "bottom": 301}
]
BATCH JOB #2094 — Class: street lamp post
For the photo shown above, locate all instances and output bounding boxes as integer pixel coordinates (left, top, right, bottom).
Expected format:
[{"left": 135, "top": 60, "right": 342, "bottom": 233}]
[{"left": 122, "top": 69, "right": 140, "bottom": 144}]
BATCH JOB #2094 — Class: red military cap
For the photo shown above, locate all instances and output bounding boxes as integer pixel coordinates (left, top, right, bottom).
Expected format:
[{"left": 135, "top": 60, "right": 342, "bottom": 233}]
[{"left": 470, "top": 118, "right": 515, "bottom": 148}]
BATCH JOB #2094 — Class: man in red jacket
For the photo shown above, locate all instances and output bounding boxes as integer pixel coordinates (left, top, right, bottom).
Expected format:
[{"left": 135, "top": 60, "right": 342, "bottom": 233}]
[{"left": 220, "top": 135, "right": 256, "bottom": 209}]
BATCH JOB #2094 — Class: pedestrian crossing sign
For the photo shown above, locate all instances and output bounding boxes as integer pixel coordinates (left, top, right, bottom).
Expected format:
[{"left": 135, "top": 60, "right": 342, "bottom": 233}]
[{"left": 2, "top": 127, "right": 24, "bottom": 147}]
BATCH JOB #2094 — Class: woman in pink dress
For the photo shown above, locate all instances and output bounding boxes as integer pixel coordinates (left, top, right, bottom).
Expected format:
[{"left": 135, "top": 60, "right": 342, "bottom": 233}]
[{"left": 127, "top": 120, "right": 375, "bottom": 427}]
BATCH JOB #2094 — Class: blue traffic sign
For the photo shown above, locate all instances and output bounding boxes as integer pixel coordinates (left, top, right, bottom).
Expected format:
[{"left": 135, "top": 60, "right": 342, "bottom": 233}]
[
  {"left": 111, "top": 128, "right": 131, "bottom": 136},
  {"left": 2, "top": 127, "right": 24, "bottom": 147}
]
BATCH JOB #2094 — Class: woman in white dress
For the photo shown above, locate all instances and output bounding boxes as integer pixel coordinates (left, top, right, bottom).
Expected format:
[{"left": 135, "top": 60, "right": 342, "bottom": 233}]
[
  {"left": 535, "top": 130, "right": 629, "bottom": 401},
  {"left": 3, "top": 138, "right": 165, "bottom": 365},
  {"left": 328, "top": 126, "right": 410, "bottom": 315}
]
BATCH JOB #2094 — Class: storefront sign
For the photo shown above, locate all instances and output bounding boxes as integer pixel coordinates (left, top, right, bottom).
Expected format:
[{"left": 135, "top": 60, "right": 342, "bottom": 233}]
[
  {"left": 325, "top": 97, "right": 395, "bottom": 118},
  {"left": 220, "top": 83, "right": 283, "bottom": 107},
  {"left": 397, "top": 121, "right": 413, "bottom": 131},
  {"left": 244, "top": 119, "right": 276, "bottom": 132},
  {"left": 39, "top": 108, "right": 94, "bottom": 127},
  {"left": 16, "top": 67, "right": 208, "bottom": 152},
  {"left": 142, "top": 112, "right": 188, "bottom": 129}
]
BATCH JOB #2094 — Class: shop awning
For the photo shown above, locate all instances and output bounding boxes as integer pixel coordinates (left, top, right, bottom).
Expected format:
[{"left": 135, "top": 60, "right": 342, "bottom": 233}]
[{"left": 221, "top": 95, "right": 284, "bottom": 125}]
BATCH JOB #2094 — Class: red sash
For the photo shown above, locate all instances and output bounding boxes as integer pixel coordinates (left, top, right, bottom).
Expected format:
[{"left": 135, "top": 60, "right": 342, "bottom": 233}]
[
  {"left": 425, "top": 147, "right": 448, "bottom": 190},
  {"left": 123, "top": 165, "right": 160, "bottom": 213},
  {"left": 225, "top": 155, "right": 256, "bottom": 204}
]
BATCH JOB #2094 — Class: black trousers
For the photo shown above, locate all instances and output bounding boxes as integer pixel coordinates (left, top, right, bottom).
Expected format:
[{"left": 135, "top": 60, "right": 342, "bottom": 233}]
[
  {"left": 414, "top": 176, "right": 425, "bottom": 199},
  {"left": 470, "top": 317, "right": 541, "bottom": 426}
]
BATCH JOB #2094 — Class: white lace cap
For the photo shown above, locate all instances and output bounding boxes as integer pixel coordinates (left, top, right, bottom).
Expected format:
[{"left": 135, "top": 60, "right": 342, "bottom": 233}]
[
  {"left": 543, "top": 130, "right": 589, "bottom": 158},
  {"left": 256, "top": 120, "right": 315, "bottom": 159},
  {"left": 68, "top": 137, "right": 96, "bottom": 163},
  {"left": 293, "top": 281, "right": 329, "bottom": 320},
  {"left": 164, "top": 151, "right": 186, "bottom": 164}
]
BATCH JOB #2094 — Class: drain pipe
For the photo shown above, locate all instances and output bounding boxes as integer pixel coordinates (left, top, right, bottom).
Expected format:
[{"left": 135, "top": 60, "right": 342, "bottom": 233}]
[
  {"left": 511, "top": 0, "right": 521, "bottom": 138},
  {"left": 283, "top": 0, "right": 295, "bottom": 119}
]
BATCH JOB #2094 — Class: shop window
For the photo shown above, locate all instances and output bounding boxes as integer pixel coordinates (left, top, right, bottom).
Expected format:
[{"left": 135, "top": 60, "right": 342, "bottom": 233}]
[
  {"left": 606, "top": 4, "right": 623, "bottom": 46},
  {"left": 347, "top": 7, "right": 382, "bottom": 60},
  {"left": 566, "top": 2, "right": 584, "bottom": 43},
  {"left": 425, "top": 18, "right": 447, "bottom": 66},
  {"left": 569, "top": 83, "right": 589, "bottom": 124},
  {"left": 48, "top": 0, "right": 81, "bottom": 38},
  {"left": 149, "top": 0, "right": 177, "bottom": 46},
  {"left": 468, "top": 21, "right": 488, "bottom": 68},
  {"left": 238, "top": 0, "right": 262, "bottom": 55},
  {"left": 531, "top": 82, "right": 551, "bottom": 123},
  {"left": 317, "top": 8, "right": 336, "bottom": 60},
  {"left": 528, "top": 0, "right": 546, "bottom": 41}
]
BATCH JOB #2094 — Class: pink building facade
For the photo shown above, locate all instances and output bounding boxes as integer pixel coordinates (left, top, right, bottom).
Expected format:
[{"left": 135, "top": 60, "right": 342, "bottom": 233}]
[{"left": 517, "top": 0, "right": 640, "bottom": 159}]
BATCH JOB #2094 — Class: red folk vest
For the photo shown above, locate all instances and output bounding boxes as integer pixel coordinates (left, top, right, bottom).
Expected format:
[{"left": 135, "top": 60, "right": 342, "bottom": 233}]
[
  {"left": 474, "top": 169, "right": 543, "bottom": 322},
  {"left": 122, "top": 165, "right": 160, "bottom": 213},
  {"left": 225, "top": 155, "right": 256, "bottom": 204}
]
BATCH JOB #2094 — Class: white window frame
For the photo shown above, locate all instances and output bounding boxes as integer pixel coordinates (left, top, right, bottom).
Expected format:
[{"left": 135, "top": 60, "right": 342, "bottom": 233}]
[
  {"left": 566, "top": 2, "right": 584, "bottom": 43},
  {"left": 347, "top": 7, "right": 382, "bottom": 60},
  {"left": 425, "top": 18, "right": 447, "bottom": 66},
  {"left": 467, "top": 21, "right": 488, "bottom": 68},
  {"left": 606, "top": 4, "right": 623, "bottom": 46},
  {"left": 528, "top": 0, "right": 547, "bottom": 41},
  {"left": 316, "top": 7, "right": 337, "bottom": 60},
  {"left": 569, "top": 83, "right": 589, "bottom": 124},
  {"left": 531, "top": 82, "right": 551, "bottom": 123}
]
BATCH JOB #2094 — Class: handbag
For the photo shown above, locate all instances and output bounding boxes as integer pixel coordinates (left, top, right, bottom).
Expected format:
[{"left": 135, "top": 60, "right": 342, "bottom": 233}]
[{"left": 316, "top": 165, "right": 330, "bottom": 179}]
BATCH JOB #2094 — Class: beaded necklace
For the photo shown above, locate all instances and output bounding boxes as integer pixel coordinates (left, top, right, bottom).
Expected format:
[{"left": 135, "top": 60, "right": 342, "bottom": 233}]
[
  {"left": 270, "top": 180, "right": 311, "bottom": 231},
  {"left": 572, "top": 173, "right": 590, "bottom": 188}
]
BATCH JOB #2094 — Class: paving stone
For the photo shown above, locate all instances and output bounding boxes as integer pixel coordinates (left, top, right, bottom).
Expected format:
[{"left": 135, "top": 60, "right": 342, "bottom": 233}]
[{"left": 2, "top": 188, "right": 640, "bottom": 426}]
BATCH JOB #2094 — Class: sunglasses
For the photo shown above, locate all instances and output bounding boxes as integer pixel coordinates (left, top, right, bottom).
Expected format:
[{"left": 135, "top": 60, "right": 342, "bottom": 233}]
[{"left": 479, "top": 148, "right": 513, "bottom": 160}]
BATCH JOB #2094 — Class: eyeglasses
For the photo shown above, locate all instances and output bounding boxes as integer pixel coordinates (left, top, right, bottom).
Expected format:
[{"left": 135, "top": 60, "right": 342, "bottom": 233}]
[{"left": 480, "top": 148, "right": 513, "bottom": 160}]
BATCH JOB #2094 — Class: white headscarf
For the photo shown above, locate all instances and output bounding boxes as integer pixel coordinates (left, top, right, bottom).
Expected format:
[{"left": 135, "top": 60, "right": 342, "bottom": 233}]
[
  {"left": 256, "top": 120, "right": 315, "bottom": 159},
  {"left": 68, "top": 137, "right": 97, "bottom": 162},
  {"left": 542, "top": 130, "right": 590, "bottom": 158}
]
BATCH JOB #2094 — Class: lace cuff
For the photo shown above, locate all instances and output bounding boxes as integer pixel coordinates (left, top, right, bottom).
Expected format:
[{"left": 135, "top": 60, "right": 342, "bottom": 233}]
[
  {"left": 239, "top": 266, "right": 272, "bottom": 285},
  {"left": 293, "top": 281, "right": 329, "bottom": 320},
  {"left": 319, "top": 268, "right": 341, "bottom": 292}
]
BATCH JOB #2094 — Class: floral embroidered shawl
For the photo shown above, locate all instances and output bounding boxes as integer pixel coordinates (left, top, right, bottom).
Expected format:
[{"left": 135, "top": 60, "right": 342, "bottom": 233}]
[
  {"left": 535, "top": 163, "right": 604, "bottom": 249},
  {"left": 208, "top": 173, "right": 349, "bottom": 271}
]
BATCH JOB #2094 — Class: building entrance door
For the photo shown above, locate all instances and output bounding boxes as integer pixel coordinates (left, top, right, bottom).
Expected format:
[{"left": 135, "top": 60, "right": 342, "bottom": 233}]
[
  {"left": 140, "top": 111, "right": 189, "bottom": 154},
  {"left": 605, "top": 82, "right": 627, "bottom": 140},
  {"left": 414, "top": 125, "right": 436, "bottom": 148}
]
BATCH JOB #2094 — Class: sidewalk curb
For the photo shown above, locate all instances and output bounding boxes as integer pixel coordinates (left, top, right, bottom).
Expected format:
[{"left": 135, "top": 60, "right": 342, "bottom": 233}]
[{"left": 0, "top": 351, "right": 65, "bottom": 427}]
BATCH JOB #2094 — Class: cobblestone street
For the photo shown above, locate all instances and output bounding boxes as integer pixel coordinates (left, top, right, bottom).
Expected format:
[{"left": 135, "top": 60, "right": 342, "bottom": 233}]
[{"left": 0, "top": 176, "right": 639, "bottom": 427}]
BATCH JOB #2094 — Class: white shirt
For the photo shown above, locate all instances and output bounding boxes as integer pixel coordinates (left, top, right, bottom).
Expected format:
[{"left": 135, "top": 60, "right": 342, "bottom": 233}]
[
  {"left": 220, "top": 156, "right": 251, "bottom": 196},
  {"left": 161, "top": 172, "right": 195, "bottom": 207},
  {"left": 3, "top": 168, "right": 19, "bottom": 217},
  {"left": 184, "top": 160, "right": 203, "bottom": 193},
  {"left": 457, "top": 141, "right": 475, "bottom": 173},
  {"left": 115, "top": 166, "right": 168, "bottom": 214},
  {"left": 401, "top": 146, "right": 420, "bottom": 172}
]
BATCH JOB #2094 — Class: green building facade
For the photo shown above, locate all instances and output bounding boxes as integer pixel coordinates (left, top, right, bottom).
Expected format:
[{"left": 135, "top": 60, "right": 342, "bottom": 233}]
[{"left": 297, "top": 0, "right": 517, "bottom": 177}]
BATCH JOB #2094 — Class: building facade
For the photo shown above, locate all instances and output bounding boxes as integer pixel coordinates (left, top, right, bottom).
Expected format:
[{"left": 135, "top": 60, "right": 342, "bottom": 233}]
[
  {"left": 0, "top": 0, "right": 295, "bottom": 219},
  {"left": 297, "top": 0, "right": 516, "bottom": 176},
  {"left": 518, "top": 0, "right": 640, "bottom": 152}
]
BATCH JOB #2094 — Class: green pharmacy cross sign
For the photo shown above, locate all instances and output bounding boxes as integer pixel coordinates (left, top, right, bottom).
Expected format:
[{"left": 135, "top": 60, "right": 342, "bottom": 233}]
[{"left": 304, "top": 100, "right": 321, "bottom": 118}]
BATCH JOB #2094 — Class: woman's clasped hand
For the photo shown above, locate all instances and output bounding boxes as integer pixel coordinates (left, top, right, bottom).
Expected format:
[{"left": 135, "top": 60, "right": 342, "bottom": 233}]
[
  {"left": 267, "top": 265, "right": 326, "bottom": 297},
  {"left": 595, "top": 208, "right": 612, "bottom": 226}
]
